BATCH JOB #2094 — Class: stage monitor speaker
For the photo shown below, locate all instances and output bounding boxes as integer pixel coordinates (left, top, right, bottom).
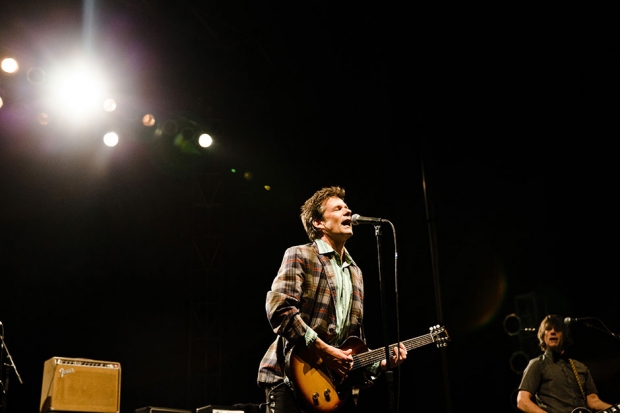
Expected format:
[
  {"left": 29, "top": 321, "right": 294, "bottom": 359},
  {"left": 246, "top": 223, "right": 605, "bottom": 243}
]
[
  {"left": 134, "top": 408, "right": 191, "bottom": 413},
  {"left": 40, "top": 356, "right": 121, "bottom": 413}
]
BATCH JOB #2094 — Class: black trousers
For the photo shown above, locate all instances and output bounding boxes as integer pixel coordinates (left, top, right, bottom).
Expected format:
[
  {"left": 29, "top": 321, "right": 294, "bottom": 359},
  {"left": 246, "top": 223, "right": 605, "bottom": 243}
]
[{"left": 264, "top": 382, "right": 357, "bottom": 413}]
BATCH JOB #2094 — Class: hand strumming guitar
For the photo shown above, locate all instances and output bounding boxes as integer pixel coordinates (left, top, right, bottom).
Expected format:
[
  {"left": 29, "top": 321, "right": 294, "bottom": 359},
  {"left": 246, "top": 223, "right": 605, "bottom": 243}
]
[{"left": 312, "top": 336, "right": 354, "bottom": 377}]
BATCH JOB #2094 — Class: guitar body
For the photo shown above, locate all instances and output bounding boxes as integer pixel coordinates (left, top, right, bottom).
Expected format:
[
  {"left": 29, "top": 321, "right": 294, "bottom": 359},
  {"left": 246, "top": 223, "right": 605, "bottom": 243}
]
[
  {"left": 571, "top": 403, "right": 620, "bottom": 413},
  {"left": 286, "top": 336, "right": 371, "bottom": 413},
  {"left": 285, "top": 325, "right": 449, "bottom": 413}
]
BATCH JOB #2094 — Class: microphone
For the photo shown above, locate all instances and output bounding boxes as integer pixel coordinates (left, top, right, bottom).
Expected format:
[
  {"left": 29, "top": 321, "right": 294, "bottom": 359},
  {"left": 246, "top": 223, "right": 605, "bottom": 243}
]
[
  {"left": 564, "top": 317, "right": 594, "bottom": 324},
  {"left": 351, "top": 214, "right": 386, "bottom": 225}
]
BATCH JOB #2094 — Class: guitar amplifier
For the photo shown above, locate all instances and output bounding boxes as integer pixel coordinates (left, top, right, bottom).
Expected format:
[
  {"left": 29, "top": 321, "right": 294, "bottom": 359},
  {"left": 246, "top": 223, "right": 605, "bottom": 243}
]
[
  {"left": 40, "top": 357, "right": 121, "bottom": 413},
  {"left": 134, "top": 408, "right": 191, "bottom": 413}
]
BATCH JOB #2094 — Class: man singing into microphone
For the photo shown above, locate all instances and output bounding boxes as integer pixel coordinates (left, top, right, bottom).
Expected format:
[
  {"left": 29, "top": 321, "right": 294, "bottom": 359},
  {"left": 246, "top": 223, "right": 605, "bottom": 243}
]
[
  {"left": 516, "top": 314, "right": 613, "bottom": 413},
  {"left": 256, "top": 186, "right": 407, "bottom": 413}
]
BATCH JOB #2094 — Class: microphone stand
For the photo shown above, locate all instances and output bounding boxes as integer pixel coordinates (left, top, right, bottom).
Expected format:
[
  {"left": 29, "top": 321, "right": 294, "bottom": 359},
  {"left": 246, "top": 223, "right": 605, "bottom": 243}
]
[
  {"left": 372, "top": 222, "right": 399, "bottom": 413},
  {"left": 0, "top": 325, "right": 24, "bottom": 413},
  {"left": 579, "top": 318, "right": 620, "bottom": 341}
]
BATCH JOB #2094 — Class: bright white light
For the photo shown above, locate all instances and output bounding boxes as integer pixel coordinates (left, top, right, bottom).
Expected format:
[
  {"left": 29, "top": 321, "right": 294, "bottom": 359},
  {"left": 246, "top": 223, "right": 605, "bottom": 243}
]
[
  {"left": 198, "top": 133, "right": 213, "bottom": 148},
  {"left": 1, "top": 58, "right": 19, "bottom": 73},
  {"left": 50, "top": 61, "right": 106, "bottom": 119},
  {"left": 103, "top": 132, "right": 119, "bottom": 147}
]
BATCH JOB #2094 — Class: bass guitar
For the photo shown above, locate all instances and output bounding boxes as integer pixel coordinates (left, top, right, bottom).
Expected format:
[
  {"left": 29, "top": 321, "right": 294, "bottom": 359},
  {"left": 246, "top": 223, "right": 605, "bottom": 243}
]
[{"left": 285, "top": 325, "right": 449, "bottom": 413}]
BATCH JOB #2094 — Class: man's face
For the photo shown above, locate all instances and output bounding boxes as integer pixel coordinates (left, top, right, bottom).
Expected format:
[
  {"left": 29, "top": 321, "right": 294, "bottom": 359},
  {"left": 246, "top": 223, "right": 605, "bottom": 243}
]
[
  {"left": 544, "top": 325, "right": 563, "bottom": 351},
  {"left": 316, "top": 196, "right": 353, "bottom": 243}
]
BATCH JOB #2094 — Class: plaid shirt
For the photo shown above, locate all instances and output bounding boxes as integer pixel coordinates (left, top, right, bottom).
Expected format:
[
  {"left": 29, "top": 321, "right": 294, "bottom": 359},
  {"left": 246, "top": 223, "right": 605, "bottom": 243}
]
[{"left": 256, "top": 242, "right": 365, "bottom": 387}]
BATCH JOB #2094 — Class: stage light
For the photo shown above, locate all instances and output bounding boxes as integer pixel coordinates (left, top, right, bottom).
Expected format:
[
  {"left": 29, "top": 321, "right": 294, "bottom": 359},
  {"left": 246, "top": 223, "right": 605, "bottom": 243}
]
[
  {"left": 198, "top": 133, "right": 212, "bottom": 148},
  {"left": 1, "top": 58, "right": 19, "bottom": 74},
  {"left": 103, "top": 132, "right": 119, "bottom": 147},
  {"left": 48, "top": 60, "right": 108, "bottom": 121},
  {"left": 142, "top": 113, "right": 156, "bottom": 127}
]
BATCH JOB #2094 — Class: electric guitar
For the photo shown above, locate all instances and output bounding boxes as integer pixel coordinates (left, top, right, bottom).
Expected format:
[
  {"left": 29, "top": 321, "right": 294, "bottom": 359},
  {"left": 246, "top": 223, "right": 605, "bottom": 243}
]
[
  {"left": 285, "top": 325, "right": 449, "bottom": 413},
  {"left": 571, "top": 403, "right": 620, "bottom": 413}
]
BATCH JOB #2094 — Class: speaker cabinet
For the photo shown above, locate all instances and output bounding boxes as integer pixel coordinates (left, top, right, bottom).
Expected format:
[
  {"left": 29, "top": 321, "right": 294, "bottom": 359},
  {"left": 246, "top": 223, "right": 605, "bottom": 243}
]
[
  {"left": 40, "top": 357, "right": 121, "bottom": 413},
  {"left": 134, "top": 408, "right": 191, "bottom": 413}
]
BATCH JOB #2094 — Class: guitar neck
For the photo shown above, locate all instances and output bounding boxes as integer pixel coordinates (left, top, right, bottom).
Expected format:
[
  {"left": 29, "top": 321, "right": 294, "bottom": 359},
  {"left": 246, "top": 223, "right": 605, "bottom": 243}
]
[{"left": 353, "top": 334, "right": 435, "bottom": 369}]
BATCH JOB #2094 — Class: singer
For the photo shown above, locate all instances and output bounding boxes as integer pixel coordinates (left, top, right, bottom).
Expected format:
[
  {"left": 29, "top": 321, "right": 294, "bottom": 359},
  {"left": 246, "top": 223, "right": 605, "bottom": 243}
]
[
  {"left": 256, "top": 186, "right": 407, "bottom": 413},
  {"left": 516, "top": 314, "right": 613, "bottom": 413}
]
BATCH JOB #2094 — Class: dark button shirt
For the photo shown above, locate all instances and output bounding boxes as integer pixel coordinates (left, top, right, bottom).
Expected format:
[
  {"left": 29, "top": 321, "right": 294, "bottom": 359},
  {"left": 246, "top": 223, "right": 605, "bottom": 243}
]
[{"left": 518, "top": 350, "right": 598, "bottom": 413}]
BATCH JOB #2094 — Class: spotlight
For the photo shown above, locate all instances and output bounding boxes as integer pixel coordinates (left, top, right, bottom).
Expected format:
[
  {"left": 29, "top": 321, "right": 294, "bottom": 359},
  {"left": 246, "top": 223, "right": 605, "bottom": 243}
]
[
  {"left": 103, "top": 132, "right": 119, "bottom": 147},
  {"left": 1, "top": 58, "right": 19, "bottom": 74},
  {"left": 198, "top": 133, "right": 212, "bottom": 148},
  {"left": 48, "top": 60, "right": 108, "bottom": 121},
  {"left": 142, "top": 114, "right": 156, "bottom": 127}
]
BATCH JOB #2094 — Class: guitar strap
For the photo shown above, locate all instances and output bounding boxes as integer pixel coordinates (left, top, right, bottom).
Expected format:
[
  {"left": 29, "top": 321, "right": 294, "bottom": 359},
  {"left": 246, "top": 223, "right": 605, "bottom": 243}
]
[{"left": 569, "top": 358, "right": 588, "bottom": 406}]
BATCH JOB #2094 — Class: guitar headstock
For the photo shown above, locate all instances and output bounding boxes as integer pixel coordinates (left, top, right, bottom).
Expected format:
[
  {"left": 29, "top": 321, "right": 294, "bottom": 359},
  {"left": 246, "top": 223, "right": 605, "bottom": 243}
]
[{"left": 429, "top": 325, "right": 450, "bottom": 347}]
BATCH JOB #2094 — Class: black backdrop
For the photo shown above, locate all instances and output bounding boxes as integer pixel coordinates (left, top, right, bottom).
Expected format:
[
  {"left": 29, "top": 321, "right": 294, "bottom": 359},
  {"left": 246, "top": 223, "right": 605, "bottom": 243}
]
[{"left": 1, "top": 1, "right": 619, "bottom": 412}]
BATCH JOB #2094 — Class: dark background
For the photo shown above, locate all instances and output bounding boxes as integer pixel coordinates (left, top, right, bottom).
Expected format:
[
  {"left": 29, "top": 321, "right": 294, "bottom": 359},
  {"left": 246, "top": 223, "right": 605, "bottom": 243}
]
[{"left": 1, "top": 1, "right": 619, "bottom": 412}]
